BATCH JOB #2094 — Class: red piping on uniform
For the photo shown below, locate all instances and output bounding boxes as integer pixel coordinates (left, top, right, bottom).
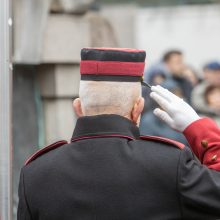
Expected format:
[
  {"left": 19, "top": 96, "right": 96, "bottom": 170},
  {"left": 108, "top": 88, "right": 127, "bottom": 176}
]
[
  {"left": 80, "top": 61, "right": 145, "bottom": 76},
  {"left": 140, "top": 135, "right": 185, "bottom": 149},
  {"left": 71, "top": 134, "right": 135, "bottom": 143},
  {"left": 25, "top": 140, "right": 68, "bottom": 165}
]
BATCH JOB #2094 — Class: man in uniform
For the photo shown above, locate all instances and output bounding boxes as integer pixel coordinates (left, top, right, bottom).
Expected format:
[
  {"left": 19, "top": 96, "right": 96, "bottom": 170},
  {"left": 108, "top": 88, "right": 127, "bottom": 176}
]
[{"left": 18, "top": 48, "right": 220, "bottom": 220}]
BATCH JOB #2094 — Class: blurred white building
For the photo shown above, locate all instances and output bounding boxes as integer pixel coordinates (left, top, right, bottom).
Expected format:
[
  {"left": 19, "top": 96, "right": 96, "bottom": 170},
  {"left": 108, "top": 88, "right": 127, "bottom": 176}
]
[{"left": 135, "top": 4, "right": 220, "bottom": 71}]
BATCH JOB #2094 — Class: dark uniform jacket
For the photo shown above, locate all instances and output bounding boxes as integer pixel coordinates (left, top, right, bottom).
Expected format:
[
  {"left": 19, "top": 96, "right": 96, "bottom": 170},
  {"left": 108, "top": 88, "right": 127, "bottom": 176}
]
[{"left": 18, "top": 114, "right": 220, "bottom": 220}]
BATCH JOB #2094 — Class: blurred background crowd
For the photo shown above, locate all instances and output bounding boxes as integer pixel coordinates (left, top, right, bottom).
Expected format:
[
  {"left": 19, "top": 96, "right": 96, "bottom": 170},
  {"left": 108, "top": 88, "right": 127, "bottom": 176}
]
[{"left": 140, "top": 51, "right": 220, "bottom": 144}]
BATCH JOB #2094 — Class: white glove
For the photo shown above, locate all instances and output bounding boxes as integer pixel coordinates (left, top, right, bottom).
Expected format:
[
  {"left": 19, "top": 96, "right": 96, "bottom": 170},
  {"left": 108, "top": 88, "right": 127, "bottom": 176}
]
[{"left": 150, "top": 85, "right": 200, "bottom": 132}]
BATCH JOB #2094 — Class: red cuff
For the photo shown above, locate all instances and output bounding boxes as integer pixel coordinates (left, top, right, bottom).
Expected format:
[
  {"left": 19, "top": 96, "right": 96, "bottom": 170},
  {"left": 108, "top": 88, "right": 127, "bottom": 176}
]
[{"left": 183, "top": 118, "right": 220, "bottom": 171}]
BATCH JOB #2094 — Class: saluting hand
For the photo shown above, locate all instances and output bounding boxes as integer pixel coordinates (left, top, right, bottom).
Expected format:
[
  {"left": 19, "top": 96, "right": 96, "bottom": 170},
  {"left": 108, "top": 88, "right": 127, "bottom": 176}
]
[{"left": 150, "top": 85, "right": 200, "bottom": 132}]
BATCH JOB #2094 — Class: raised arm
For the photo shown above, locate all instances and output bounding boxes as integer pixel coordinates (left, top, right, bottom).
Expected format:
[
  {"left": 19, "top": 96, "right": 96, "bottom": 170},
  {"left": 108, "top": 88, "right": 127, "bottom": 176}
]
[{"left": 150, "top": 85, "right": 220, "bottom": 171}]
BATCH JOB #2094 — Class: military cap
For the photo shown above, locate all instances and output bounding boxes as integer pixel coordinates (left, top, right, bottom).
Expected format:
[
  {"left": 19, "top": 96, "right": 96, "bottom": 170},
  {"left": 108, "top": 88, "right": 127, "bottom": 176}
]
[{"left": 80, "top": 48, "right": 149, "bottom": 85}]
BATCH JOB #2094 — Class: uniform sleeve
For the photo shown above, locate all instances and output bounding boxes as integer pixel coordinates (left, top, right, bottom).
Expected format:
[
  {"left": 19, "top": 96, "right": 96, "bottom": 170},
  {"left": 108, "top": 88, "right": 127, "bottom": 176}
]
[
  {"left": 183, "top": 117, "right": 220, "bottom": 170},
  {"left": 17, "top": 168, "right": 33, "bottom": 220},
  {"left": 178, "top": 147, "right": 220, "bottom": 219}
]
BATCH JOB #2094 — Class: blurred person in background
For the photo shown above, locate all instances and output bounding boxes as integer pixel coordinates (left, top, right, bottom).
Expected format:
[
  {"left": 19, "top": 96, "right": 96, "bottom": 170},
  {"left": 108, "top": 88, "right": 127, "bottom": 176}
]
[
  {"left": 163, "top": 50, "right": 192, "bottom": 103},
  {"left": 204, "top": 61, "right": 220, "bottom": 85},
  {"left": 140, "top": 79, "right": 188, "bottom": 145},
  {"left": 183, "top": 65, "right": 201, "bottom": 87},
  {"left": 191, "top": 61, "right": 220, "bottom": 121},
  {"left": 144, "top": 63, "right": 168, "bottom": 85},
  {"left": 201, "top": 85, "right": 220, "bottom": 126},
  {"left": 142, "top": 63, "right": 168, "bottom": 112}
]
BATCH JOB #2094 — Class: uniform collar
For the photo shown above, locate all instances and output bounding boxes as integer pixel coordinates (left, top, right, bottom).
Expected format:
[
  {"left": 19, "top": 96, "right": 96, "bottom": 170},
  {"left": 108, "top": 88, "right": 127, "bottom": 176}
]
[{"left": 72, "top": 114, "right": 140, "bottom": 142}]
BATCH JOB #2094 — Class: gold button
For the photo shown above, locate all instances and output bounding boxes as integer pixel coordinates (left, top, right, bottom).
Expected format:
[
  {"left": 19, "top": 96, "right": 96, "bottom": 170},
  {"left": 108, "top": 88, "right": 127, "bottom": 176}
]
[
  {"left": 211, "top": 155, "right": 217, "bottom": 162},
  {"left": 201, "top": 140, "right": 208, "bottom": 149}
]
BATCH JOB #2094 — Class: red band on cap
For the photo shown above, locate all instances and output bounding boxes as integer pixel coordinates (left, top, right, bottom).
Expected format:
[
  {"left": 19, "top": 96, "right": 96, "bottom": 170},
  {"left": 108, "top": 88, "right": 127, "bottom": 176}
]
[
  {"left": 82, "top": 47, "right": 145, "bottom": 53},
  {"left": 80, "top": 61, "right": 145, "bottom": 76}
]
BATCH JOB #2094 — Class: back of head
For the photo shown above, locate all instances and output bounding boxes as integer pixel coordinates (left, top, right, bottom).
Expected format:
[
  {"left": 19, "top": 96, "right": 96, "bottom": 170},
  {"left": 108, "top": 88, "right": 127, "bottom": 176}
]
[{"left": 79, "top": 80, "right": 141, "bottom": 116}]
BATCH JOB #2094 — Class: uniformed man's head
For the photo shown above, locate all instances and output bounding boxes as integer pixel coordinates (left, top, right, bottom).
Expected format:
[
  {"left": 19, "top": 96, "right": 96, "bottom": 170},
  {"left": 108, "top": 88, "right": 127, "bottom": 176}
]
[{"left": 73, "top": 48, "right": 146, "bottom": 125}]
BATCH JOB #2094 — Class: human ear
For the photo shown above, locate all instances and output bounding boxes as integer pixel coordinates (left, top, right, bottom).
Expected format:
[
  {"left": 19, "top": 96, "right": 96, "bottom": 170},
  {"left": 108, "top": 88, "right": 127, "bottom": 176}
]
[
  {"left": 73, "top": 98, "right": 84, "bottom": 117},
  {"left": 131, "top": 97, "right": 144, "bottom": 125}
]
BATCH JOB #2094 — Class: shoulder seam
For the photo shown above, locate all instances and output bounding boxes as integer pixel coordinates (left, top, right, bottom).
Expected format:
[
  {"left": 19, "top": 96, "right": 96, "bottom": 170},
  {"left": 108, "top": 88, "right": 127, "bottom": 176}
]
[
  {"left": 139, "top": 135, "right": 185, "bottom": 150},
  {"left": 25, "top": 140, "right": 68, "bottom": 166}
]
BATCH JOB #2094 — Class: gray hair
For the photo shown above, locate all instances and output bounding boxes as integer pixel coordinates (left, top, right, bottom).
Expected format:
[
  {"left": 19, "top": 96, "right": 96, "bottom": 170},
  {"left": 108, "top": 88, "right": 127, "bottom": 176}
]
[{"left": 79, "top": 81, "right": 141, "bottom": 116}]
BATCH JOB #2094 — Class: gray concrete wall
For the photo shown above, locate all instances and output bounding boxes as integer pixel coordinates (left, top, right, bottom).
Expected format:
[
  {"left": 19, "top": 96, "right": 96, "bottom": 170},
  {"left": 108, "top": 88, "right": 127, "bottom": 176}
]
[{"left": 37, "top": 64, "right": 80, "bottom": 144}]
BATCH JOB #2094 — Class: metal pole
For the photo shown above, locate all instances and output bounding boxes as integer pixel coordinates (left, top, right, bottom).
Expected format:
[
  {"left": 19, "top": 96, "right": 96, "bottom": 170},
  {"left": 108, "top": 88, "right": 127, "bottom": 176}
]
[{"left": 0, "top": 0, "right": 13, "bottom": 218}]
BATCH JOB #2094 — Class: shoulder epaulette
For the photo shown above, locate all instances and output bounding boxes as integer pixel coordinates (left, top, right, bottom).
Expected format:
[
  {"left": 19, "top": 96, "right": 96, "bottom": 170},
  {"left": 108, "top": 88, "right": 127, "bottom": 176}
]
[
  {"left": 25, "top": 140, "right": 68, "bottom": 165},
  {"left": 140, "top": 135, "right": 185, "bottom": 150}
]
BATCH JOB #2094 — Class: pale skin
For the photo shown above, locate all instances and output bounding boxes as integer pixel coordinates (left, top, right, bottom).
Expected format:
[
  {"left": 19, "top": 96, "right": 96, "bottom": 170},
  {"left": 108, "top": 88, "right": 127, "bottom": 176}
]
[
  {"left": 73, "top": 97, "right": 144, "bottom": 125},
  {"left": 73, "top": 82, "right": 144, "bottom": 125}
]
